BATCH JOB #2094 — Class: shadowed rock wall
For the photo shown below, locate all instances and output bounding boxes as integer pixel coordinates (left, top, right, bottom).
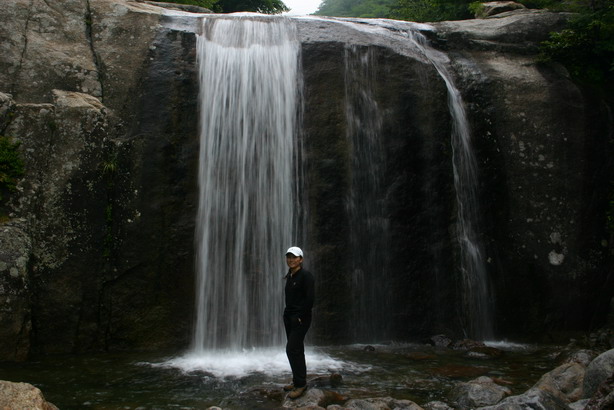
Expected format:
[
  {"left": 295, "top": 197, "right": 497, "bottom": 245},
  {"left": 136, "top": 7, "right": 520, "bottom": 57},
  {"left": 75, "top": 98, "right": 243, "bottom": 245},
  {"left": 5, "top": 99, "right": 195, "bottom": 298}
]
[
  {"left": 431, "top": 11, "right": 614, "bottom": 338},
  {"left": 0, "top": 0, "right": 199, "bottom": 357}
]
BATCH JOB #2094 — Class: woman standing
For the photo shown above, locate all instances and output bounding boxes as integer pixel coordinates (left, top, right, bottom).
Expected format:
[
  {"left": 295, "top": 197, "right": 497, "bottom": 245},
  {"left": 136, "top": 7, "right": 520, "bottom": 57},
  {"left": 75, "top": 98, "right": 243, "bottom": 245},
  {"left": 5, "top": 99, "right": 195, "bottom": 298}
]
[{"left": 283, "top": 246, "right": 315, "bottom": 399}]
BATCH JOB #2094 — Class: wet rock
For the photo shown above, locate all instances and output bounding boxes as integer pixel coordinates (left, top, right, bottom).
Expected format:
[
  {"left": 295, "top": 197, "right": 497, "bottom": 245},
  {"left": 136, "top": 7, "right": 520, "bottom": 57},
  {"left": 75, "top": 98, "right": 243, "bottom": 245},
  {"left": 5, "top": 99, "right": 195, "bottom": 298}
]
[
  {"left": 451, "top": 376, "right": 511, "bottom": 408},
  {"left": 558, "top": 349, "right": 596, "bottom": 367},
  {"left": 364, "top": 345, "right": 376, "bottom": 352},
  {"left": 477, "top": 387, "right": 571, "bottom": 410},
  {"left": 0, "top": 219, "right": 32, "bottom": 361},
  {"left": 533, "top": 362, "right": 585, "bottom": 402},
  {"left": 343, "top": 397, "right": 423, "bottom": 409},
  {"left": 583, "top": 349, "right": 614, "bottom": 398},
  {"left": 584, "top": 373, "right": 614, "bottom": 409},
  {"left": 428, "top": 335, "right": 453, "bottom": 348},
  {"left": 331, "top": 373, "right": 343, "bottom": 387},
  {"left": 4, "top": 90, "right": 116, "bottom": 354},
  {"left": 0, "top": 92, "right": 16, "bottom": 131},
  {"left": 321, "top": 390, "right": 348, "bottom": 407},
  {"left": 588, "top": 329, "right": 614, "bottom": 350},
  {"left": 422, "top": 401, "right": 453, "bottom": 410},
  {"left": 569, "top": 399, "right": 590, "bottom": 409},
  {"left": 452, "top": 339, "right": 486, "bottom": 351},
  {"left": 0, "top": 380, "right": 58, "bottom": 410},
  {"left": 283, "top": 387, "right": 326, "bottom": 408},
  {"left": 251, "top": 387, "right": 284, "bottom": 402},
  {"left": 310, "top": 373, "right": 343, "bottom": 388}
]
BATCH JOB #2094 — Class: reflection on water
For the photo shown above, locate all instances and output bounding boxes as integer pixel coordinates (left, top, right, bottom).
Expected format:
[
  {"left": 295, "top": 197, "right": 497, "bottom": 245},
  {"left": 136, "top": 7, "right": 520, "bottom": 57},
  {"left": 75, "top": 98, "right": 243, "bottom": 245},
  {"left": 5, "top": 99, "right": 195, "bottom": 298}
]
[{"left": 0, "top": 343, "right": 559, "bottom": 409}]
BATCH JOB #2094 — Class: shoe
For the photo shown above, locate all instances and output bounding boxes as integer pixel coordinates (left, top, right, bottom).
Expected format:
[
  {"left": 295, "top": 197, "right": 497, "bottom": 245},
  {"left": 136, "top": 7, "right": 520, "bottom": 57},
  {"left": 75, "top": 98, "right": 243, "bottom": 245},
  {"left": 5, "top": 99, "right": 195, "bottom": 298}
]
[
  {"left": 283, "top": 383, "right": 294, "bottom": 391},
  {"left": 288, "top": 386, "right": 306, "bottom": 399}
]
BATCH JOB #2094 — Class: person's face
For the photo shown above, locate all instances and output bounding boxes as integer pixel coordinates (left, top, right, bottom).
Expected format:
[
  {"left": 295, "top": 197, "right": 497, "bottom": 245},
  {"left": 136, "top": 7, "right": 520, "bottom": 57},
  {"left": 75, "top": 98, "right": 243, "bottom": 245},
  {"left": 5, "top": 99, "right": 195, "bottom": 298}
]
[{"left": 286, "top": 254, "right": 302, "bottom": 270}]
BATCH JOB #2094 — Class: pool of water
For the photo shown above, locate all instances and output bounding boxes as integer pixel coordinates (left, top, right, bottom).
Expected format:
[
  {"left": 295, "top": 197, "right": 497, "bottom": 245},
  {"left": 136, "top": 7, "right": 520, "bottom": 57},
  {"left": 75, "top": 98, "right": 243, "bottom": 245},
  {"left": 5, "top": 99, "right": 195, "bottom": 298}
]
[{"left": 0, "top": 342, "right": 560, "bottom": 409}]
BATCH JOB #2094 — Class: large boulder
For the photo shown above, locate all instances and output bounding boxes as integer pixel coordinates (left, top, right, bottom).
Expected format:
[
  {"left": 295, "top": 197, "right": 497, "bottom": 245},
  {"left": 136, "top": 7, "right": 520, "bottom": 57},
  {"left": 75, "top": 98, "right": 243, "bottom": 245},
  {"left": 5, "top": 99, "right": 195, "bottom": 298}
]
[
  {"left": 342, "top": 397, "right": 423, "bottom": 409},
  {"left": 451, "top": 376, "right": 511, "bottom": 408},
  {"left": 0, "top": 381, "right": 58, "bottom": 410},
  {"left": 477, "top": 387, "right": 572, "bottom": 409},
  {"left": 584, "top": 373, "right": 614, "bottom": 410},
  {"left": 533, "top": 362, "right": 585, "bottom": 402},
  {"left": 584, "top": 349, "right": 614, "bottom": 398}
]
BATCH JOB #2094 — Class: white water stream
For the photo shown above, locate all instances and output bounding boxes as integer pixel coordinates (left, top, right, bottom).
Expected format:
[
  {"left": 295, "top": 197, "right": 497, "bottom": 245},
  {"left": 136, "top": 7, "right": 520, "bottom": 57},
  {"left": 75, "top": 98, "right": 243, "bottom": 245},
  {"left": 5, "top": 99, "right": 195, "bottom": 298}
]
[
  {"left": 192, "top": 16, "right": 300, "bottom": 352},
  {"left": 314, "top": 17, "right": 494, "bottom": 340}
]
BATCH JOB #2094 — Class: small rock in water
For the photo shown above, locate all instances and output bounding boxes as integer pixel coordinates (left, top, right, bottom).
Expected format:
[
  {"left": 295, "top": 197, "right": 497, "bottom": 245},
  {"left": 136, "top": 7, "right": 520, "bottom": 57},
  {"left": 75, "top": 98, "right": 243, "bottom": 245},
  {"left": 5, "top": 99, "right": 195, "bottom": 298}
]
[
  {"left": 452, "top": 339, "right": 486, "bottom": 350},
  {"left": 363, "top": 345, "right": 376, "bottom": 352},
  {"left": 428, "top": 334, "right": 453, "bottom": 348},
  {"left": 466, "top": 346, "right": 504, "bottom": 359},
  {"left": 330, "top": 373, "right": 343, "bottom": 387},
  {"left": 423, "top": 400, "right": 454, "bottom": 410}
]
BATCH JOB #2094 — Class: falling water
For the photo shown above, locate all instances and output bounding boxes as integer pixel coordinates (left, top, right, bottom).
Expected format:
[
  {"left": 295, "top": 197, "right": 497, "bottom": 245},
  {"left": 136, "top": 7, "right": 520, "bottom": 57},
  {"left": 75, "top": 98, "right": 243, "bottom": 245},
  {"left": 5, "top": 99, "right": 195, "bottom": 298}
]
[
  {"left": 324, "top": 18, "right": 494, "bottom": 340},
  {"left": 402, "top": 28, "right": 495, "bottom": 340},
  {"left": 344, "top": 45, "right": 391, "bottom": 343},
  {"left": 192, "top": 16, "right": 301, "bottom": 352}
]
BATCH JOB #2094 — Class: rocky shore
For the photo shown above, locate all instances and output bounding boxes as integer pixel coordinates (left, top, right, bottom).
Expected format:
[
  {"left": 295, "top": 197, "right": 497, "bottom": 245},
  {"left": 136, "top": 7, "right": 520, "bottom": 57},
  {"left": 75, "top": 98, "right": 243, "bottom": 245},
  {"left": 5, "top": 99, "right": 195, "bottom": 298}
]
[{"left": 278, "top": 335, "right": 614, "bottom": 410}]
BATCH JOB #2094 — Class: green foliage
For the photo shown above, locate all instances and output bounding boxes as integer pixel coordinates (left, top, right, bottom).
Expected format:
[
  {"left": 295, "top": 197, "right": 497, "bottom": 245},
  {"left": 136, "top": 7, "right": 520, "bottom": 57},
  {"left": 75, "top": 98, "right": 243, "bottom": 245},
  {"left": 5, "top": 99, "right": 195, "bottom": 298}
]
[
  {"left": 216, "top": 0, "right": 289, "bottom": 13},
  {"left": 313, "top": 0, "right": 473, "bottom": 20},
  {"left": 468, "top": 1, "right": 485, "bottom": 17},
  {"left": 149, "top": 0, "right": 220, "bottom": 10},
  {"left": 0, "top": 136, "right": 24, "bottom": 203},
  {"left": 539, "top": 0, "right": 614, "bottom": 85},
  {"left": 517, "top": 0, "right": 569, "bottom": 11},
  {"left": 149, "top": 0, "right": 289, "bottom": 13},
  {"left": 315, "top": 0, "right": 396, "bottom": 18},
  {"left": 391, "top": 0, "right": 472, "bottom": 21}
]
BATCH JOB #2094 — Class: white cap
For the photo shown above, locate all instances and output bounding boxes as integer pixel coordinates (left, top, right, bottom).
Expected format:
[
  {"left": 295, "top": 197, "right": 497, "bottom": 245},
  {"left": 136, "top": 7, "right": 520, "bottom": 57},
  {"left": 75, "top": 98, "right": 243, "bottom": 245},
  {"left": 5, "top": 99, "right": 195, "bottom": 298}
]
[{"left": 286, "top": 246, "right": 303, "bottom": 257}]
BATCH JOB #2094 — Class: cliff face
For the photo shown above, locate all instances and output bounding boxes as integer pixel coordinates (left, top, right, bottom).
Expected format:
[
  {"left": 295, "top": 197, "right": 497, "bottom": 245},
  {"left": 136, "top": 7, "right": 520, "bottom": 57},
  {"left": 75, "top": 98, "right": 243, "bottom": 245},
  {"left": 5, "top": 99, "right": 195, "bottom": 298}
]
[
  {"left": 431, "top": 12, "right": 614, "bottom": 337},
  {"left": 0, "top": 0, "right": 612, "bottom": 360},
  {"left": 0, "top": 0, "right": 199, "bottom": 357}
]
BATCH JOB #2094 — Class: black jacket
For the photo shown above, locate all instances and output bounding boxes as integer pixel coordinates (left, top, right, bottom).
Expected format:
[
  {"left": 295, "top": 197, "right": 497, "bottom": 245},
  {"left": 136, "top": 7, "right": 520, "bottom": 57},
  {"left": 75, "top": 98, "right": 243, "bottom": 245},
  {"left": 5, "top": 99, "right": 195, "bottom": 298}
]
[{"left": 284, "top": 268, "right": 315, "bottom": 318}]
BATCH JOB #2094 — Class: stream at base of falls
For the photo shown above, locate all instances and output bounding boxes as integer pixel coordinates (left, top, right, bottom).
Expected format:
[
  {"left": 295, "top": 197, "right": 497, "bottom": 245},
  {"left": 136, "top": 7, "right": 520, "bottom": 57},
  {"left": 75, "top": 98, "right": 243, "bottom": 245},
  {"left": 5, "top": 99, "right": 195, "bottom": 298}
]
[{"left": 0, "top": 342, "right": 562, "bottom": 409}]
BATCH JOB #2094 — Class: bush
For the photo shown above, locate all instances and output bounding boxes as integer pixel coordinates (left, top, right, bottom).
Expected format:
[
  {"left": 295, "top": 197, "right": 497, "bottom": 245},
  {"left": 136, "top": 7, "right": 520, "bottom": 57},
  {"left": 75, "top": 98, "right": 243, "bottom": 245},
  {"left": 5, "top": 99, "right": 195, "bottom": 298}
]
[
  {"left": 149, "top": 0, "right": 219, "bottom": 10},
  {"left": 539, "top": 0, "right": 614, "bottom": 85}
]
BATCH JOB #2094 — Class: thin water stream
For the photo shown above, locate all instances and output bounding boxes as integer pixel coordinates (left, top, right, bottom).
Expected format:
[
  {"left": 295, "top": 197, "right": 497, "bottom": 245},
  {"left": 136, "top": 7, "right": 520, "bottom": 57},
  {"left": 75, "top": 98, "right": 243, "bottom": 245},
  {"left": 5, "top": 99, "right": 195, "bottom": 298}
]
[{"left": 0, "top": 343, "right": 560, "bottom": 409}]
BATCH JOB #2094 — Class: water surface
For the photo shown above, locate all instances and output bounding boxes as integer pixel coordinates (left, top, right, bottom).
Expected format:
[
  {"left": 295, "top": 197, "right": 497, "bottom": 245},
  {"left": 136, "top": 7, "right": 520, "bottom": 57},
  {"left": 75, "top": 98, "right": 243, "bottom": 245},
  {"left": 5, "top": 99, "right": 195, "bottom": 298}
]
[{"left": 0, "top": 342, "right": 560, "bottom": 409}]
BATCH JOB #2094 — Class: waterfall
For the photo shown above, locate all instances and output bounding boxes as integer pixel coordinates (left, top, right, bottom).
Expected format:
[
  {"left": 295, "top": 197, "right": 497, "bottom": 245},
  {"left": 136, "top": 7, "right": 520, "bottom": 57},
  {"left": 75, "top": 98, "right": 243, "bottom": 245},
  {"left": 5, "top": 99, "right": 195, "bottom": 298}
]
[
  {"left": 325, "top": 18, "right": 494, "bottom": 340},
  {"left": 192, "top": 16, "right": 301, "bottom": 352},
  {"left": 402, "top": 29, "right": 495, "bottom": 340},
  {"left": 344, "top": 45, "right": 391, "bottom": 343}
]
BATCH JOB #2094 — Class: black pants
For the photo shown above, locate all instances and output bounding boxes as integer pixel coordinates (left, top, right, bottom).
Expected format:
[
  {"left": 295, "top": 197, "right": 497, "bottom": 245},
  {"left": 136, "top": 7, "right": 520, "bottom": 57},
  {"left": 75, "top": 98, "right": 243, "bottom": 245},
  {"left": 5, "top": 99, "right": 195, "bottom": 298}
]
[{"left": 283, "top": 313, "right": 311, "bottom": 388}]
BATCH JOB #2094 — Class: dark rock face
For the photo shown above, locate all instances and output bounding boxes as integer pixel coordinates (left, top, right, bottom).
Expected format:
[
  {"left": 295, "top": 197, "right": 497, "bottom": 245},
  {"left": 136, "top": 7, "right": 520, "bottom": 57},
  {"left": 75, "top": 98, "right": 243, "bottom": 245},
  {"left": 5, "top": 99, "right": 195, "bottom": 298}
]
[
  {"left": 1, "top": 1, "right": 199, "bottom": 357},
  {"left": 431, "top": 12, "right": 614, "bottom": 338},
  {"left": 0, "top": 1, "right": 612, "bottom": 361}
]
